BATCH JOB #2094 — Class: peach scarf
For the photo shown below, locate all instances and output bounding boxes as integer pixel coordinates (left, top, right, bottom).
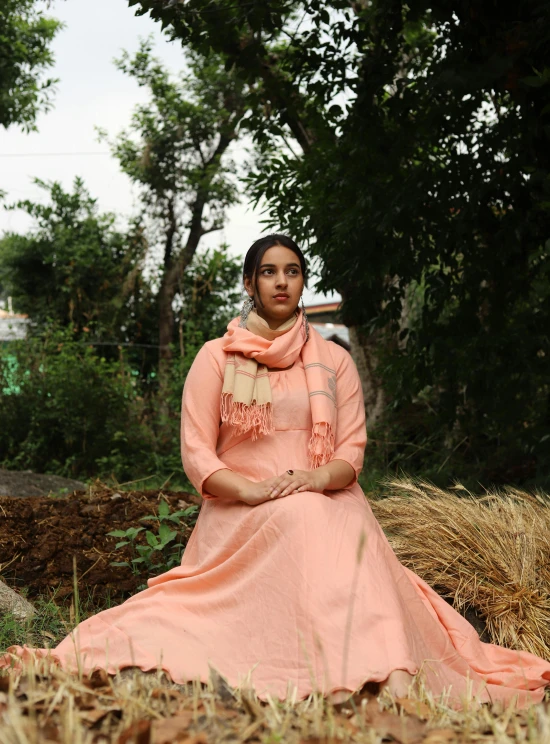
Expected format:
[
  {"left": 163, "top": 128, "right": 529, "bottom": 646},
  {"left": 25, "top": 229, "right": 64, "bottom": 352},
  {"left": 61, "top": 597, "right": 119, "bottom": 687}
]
[{"left": 221, "top": 309, "right": 337, "bottom": 468}]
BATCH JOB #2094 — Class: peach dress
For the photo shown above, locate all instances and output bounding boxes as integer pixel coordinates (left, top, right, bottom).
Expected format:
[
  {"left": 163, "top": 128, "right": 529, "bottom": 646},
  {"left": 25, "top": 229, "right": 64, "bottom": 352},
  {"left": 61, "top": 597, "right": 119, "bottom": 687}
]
[{"left": 3, "top": 336, "right": 550, "bottom": 707}]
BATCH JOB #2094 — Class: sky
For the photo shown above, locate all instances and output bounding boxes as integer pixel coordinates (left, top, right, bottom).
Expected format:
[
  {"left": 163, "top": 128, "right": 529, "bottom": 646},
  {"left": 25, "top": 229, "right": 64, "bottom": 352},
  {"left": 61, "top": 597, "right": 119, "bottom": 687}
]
[{"left": 0, "top": 0, "right": 338, "bottom": 306}]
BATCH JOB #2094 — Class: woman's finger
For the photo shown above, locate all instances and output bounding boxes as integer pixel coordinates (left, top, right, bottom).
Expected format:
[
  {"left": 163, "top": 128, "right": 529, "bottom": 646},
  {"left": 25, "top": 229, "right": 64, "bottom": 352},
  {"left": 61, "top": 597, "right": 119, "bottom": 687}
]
[
  {"left": 270, "top": 477, "right": 294, "bottom": 497},
  {"left": 273, "top": 481, "right": 293, "bottom": 498},
  {"left": 270, "top": 476, "right": 285, "bottom": 488},
  {"left": 280, "top": 479, "right": 307, "bottom": 497}
]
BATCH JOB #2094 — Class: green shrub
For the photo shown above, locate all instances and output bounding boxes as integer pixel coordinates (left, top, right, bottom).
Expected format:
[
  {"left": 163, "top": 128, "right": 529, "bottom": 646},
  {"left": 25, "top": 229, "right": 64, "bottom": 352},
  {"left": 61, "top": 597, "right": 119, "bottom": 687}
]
[{"left": 0, "top": 326, "right": 153, "bottom": 478}]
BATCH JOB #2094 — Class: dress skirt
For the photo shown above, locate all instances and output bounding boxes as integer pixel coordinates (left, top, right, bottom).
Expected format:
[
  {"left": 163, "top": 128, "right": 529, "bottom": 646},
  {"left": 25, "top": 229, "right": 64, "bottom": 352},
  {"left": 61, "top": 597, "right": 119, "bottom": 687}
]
[{"left": 3, "top": 487, "right": 550, "bottom": 707}]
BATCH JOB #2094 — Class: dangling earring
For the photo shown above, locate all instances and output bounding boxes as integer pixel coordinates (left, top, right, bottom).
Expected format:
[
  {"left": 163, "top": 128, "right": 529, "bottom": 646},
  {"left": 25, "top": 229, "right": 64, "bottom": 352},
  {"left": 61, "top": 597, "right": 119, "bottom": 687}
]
[
  {"left": 239, "top": 295, "right": 254, "bottom": 328},
  {"left": 301, "top": 296, "right": 310, "bottom": 342}
]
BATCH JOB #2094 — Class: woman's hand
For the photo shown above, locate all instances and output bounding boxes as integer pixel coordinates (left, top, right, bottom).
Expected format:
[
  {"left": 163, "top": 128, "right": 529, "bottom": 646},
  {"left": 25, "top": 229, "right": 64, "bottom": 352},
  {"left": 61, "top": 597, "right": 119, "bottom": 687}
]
[
  {"left": 267, "top": 469, "right": 330, "bottom": 500},
  {"left": 239, "top": 476, "right": 287, "bottom": 506},
  {"left": 238, "top": 460, "right": 355, "bottom": 506},
  {"left": 240, "top": 470, "right": 327, "bottom": 506}
]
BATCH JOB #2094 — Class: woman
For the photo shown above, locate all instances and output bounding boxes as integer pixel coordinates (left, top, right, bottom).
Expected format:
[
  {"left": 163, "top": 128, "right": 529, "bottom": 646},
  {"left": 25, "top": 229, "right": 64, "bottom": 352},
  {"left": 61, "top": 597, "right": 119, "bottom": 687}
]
[{"left": 3, "top": 234, "right": 550, "bottom": 706}]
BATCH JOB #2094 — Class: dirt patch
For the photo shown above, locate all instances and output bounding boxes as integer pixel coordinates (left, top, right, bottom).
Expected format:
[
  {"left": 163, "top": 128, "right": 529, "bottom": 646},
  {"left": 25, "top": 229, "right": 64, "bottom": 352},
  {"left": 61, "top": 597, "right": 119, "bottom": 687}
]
[{"left": 0, "top": 484, "right": 201, "bottom": 605}]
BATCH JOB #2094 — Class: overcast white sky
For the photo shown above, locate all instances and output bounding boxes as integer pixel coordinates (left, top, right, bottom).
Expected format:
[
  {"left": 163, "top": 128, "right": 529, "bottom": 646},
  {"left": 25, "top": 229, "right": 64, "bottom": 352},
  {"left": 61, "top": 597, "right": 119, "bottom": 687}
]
[{"left": 0, "top": 0, "right": 337, "bottom": 305}]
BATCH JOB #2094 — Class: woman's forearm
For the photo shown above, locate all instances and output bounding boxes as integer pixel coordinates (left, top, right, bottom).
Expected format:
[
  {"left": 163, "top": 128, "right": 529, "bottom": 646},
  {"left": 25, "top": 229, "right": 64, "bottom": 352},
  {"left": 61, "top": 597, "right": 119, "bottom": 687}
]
[
  {"left": 203, "top": 459, "right": 356, "bottom": 504},
  {"left": 203, "top": 468, "right": 250, "bottom": 502},
  {"left": 313, "top": 459, "right": 356, "bottom": 491}
]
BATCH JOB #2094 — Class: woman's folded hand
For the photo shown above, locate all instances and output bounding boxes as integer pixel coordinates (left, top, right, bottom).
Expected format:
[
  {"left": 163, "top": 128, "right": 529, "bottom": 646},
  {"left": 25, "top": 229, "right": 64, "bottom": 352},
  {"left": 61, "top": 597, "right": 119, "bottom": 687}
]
[
  {"left": 240, "top": 470, "right": 325, "bottom": 506},
  {"left": 239, "top": 459, "right": 354, "bottom": 506},
  {"left": 267, "top": 469, "right": 329, "bottom": 500}
]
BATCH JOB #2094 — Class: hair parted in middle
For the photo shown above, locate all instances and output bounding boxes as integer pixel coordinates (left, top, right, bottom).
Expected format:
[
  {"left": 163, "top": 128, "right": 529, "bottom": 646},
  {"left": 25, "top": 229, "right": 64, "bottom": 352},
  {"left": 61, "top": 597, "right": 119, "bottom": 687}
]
[{"left": 243, "top": 234, "right": 308, "bottom": 309}]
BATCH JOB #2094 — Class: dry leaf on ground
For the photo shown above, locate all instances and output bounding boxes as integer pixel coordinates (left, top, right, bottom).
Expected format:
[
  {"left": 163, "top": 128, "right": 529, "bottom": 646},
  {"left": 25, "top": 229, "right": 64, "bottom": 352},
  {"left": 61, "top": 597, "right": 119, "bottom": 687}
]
[{"left": 151, "top": 712, "right": 195, "bottom": 743}]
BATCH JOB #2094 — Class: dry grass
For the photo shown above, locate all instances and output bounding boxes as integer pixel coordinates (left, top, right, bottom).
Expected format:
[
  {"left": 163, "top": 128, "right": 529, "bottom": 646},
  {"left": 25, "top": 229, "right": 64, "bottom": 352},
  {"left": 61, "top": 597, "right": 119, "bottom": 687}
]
[
  {"left": 1, "top": 656, "right": 550, "bottom": 743},
  {"left": 371, "top": 478, "right": 550, "bottom": 659}
]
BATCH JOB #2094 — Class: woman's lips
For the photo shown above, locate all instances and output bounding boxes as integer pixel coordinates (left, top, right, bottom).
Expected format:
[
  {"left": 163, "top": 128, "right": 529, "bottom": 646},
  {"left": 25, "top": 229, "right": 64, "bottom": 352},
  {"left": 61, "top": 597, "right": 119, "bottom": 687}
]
[{"left": 273, "top": 295, "right": 290, "bottom": 301}]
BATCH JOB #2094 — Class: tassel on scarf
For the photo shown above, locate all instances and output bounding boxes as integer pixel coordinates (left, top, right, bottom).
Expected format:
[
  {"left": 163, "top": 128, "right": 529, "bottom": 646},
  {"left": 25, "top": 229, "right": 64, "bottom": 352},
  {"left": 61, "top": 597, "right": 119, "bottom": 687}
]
[
  {"left": 221, "top": 392, "right": 274, "bottom": 440},
  {"left": 308, "top": 421, "right": 335, "bottom": 469}
]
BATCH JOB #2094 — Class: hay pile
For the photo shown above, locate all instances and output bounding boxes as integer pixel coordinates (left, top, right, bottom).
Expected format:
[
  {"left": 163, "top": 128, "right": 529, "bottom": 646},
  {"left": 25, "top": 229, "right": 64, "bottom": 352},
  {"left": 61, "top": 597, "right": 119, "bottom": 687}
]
[{"left": 370, "top": 479, "right": 550, "bottom": 659}]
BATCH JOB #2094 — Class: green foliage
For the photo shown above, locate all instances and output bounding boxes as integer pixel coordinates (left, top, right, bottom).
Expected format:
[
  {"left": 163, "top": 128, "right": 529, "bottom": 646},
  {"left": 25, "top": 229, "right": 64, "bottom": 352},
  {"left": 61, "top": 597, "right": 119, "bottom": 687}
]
[
  {"left": 179, "top": 246, "right": 242, "bottom": 341},
  {"left": 0, "top": 253, "right": 238, "bottom": 484},
  {"left": 0, "top": 0, "right": 62, "bottom": 131},
  {"left": 107, "top": 498, "right": 198, "bottom": 588},
  {"left": 100, "top": 40, "right": 245, "bottom": 386},
  {"left": 0, "top": 24, "right": 245, "bottom": 485},
  {"left": 0, "top": 326, "right": 153, "bottom": 478},
  {"left": 0, "top": 178, "right": 155, "bottom": 344},
  {"left": 106, "top": 39, "right": 241, "bottom": 231},
  {"left": 132, "top": 0, "right": 550, "bottom": 485}
]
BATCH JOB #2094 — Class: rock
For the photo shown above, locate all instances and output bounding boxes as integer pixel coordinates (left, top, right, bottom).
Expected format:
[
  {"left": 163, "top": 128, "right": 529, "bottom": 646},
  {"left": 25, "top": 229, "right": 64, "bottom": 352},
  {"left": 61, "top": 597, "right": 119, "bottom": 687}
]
[
  {"left": 0, "top": 469, "right": 86, "bottom": 498},
  {"left": 0, "top": 580, "right": 36, "bottom": 622}
]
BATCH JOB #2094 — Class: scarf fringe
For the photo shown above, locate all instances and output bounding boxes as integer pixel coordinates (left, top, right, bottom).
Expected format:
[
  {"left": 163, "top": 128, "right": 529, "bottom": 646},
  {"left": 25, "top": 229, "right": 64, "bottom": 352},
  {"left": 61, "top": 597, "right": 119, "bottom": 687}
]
[
  {"left": 308, "top": 421, "right": 335, "bottom": 469},
  {"left": 221, "top": 392, "right": 274, "bottom": 441}
]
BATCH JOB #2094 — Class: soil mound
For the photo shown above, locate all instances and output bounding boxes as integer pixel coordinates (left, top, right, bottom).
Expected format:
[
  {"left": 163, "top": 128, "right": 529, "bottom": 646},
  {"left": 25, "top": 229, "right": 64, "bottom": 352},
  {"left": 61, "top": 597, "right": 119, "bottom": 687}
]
[{"left": 0, "top": 484, "right": 200, "bottom": 604}]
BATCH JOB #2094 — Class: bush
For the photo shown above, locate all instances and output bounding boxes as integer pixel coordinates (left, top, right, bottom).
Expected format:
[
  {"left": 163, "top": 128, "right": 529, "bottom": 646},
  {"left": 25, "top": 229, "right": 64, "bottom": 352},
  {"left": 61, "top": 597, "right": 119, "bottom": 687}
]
[{"left": 0, "top": 326, "right": 153, "bottom": 478}]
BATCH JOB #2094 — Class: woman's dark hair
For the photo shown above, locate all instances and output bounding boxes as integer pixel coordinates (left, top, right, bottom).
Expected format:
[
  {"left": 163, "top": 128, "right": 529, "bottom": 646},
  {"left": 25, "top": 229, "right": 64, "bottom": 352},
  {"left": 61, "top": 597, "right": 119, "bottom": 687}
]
[{"left": 243, "top": 234, "right": 308, "bottom": 307}]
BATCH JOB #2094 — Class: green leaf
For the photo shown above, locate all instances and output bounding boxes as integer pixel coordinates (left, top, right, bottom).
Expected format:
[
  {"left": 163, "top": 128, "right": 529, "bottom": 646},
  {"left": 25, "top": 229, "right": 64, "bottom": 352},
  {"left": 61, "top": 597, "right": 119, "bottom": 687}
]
[
  {"left": 158, "top": 499, "right": 170, "bottom": 518},
  {"left": 158, "top": 523, "right": 176, "bottom": 542},
  {"left": 139, "top": 514, "right": 158, "bottom": 522}
]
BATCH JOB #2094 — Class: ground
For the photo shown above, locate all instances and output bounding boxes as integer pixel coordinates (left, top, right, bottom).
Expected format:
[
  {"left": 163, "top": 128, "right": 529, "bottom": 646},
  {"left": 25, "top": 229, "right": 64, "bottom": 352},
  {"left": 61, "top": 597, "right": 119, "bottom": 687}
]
[
  {"left": 0, "top": 483, "right": 200, "bottom": 604},
  {"left": 2, "top": 479, "right": 550, "bottom": 741},
  {"left": 2, "top": 660, "right": 550, "bottom": 743}
]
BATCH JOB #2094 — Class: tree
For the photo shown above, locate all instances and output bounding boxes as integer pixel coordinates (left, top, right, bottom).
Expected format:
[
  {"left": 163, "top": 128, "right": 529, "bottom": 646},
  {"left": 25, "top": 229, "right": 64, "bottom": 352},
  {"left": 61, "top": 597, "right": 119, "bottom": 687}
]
[
  {"left": 128, "top": 0, "right": 436, "bottom": 425},
  {"left": 129, "top": 0, "right": 550, "bottom": 484},
  {"left": 101, "top": 40, "right": 244, "bottom": 386},
  {"left": 0, "top": 180, "right": 242, "bottom": 480},
  {"left": 0, "top": 0, "right": 62, "bottom": 131},
  {"left": 179, "top": 245, "right": 242, "bottom": 341},
  {"left": 0, "top": 177, "right": 155, "bottom": 346}
]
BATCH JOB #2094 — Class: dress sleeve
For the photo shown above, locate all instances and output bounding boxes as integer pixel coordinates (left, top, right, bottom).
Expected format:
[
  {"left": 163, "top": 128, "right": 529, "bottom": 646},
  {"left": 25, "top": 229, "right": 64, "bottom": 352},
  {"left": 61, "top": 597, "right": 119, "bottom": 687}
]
[
  {"left": 181, "top": 343, "right": 231, "bottom": 498},
  {"left": 331, "top": 345, "right": 367, "bottom": 486}
]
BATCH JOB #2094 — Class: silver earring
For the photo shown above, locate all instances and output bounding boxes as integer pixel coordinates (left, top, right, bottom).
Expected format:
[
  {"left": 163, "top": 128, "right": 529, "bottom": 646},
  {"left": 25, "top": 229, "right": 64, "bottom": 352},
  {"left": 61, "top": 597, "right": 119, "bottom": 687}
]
[
  {"left": 239, "top": 295, "right": 254, "bottom": 328},
  {"left": 301, "top": 296, "right": 310, "bottom": 342}
]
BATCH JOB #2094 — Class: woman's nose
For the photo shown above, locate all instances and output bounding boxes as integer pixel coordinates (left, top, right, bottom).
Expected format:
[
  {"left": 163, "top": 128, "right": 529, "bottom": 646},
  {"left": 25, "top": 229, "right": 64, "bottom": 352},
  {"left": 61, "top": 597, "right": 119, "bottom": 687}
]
[{"left": 275, "top": 273, "right": 288, "bottom": 287}]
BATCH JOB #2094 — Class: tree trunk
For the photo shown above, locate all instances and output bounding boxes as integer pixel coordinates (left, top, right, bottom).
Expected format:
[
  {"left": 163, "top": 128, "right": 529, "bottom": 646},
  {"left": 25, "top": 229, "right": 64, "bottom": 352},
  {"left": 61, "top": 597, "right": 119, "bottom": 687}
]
[
  {"left": 348, "top": 325, "right": 387, "bottom": 431},
  {"left": 157, "top": 198, "right": 178, "bottom": 402},
  {"left": 157, "top": 132, "right": 235, "bottom": 386},
  {"left": 158, "top": 276, "right": 176, "bottom": 377}
]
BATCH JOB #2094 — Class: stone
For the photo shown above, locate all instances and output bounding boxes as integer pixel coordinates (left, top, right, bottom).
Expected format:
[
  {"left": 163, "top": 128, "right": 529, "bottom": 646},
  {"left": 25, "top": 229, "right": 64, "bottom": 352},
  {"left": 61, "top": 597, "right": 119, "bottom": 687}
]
[
  {"left": 0, "top": 469, "right": 86, "bottom": 498},
  {"left": 0, "top": 579, "right": 36, "bottom": 622}
]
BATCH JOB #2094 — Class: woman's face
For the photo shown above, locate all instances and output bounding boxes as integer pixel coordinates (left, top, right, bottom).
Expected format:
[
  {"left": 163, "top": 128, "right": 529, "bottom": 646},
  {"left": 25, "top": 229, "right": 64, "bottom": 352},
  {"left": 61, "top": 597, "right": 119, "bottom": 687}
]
[{"left": 244, "top": 244, "right": 305, "bottom": 329}]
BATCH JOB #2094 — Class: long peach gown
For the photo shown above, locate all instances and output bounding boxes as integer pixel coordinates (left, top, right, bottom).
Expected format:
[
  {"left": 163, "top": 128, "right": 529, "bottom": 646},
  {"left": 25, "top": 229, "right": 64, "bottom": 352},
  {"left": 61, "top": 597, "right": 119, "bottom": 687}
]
[{"left": 3, "top": 338, "right": 550, "bottom": 706}]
